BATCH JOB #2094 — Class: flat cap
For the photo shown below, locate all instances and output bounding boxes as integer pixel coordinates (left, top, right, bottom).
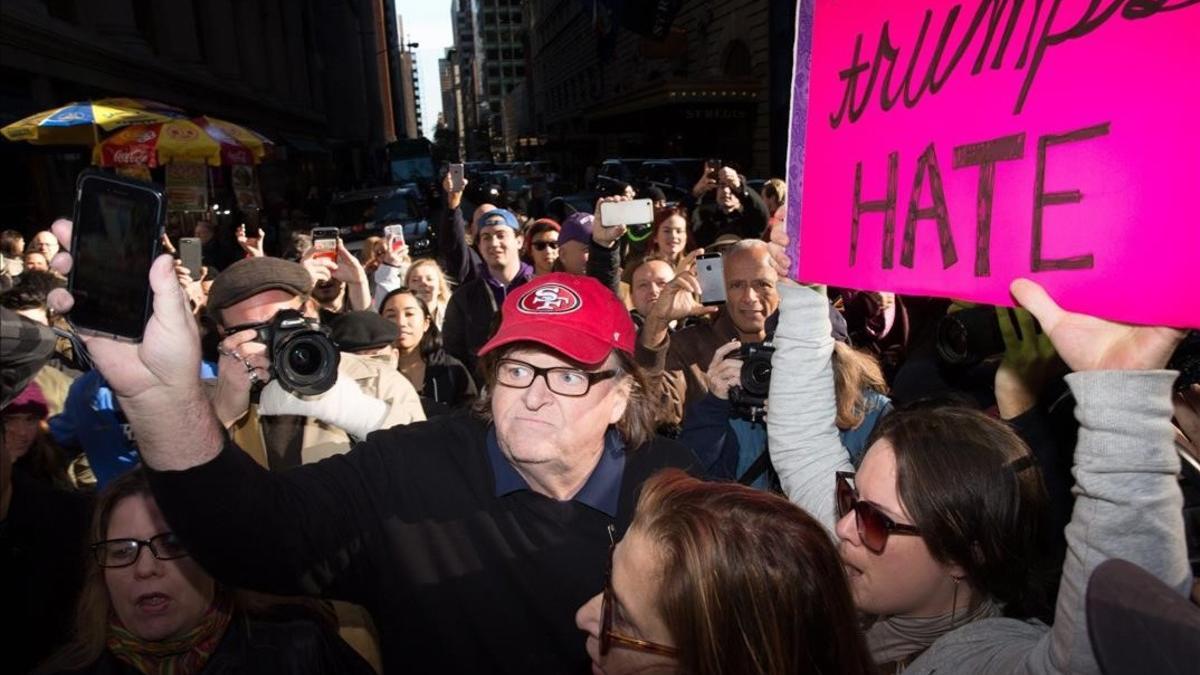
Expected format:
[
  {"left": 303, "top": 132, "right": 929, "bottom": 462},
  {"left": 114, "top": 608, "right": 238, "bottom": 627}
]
[
  {"left": 330, "top": 310, "right": 400, "bottom": 353},
  {"left": 208, "top": 257, "right": 314, "bottom": 312}
]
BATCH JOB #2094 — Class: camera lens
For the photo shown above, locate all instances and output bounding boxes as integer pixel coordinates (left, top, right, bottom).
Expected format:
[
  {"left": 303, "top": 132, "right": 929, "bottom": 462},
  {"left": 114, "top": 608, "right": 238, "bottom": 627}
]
[
  {"left": 750, "top": 361, "right": 772, "bottom": 386},
  {"left": 287, "top": 342, "right": 322, "bottom": 376},
  {"left": 938, "top": 316, "right": 970, "bottom": 363}
]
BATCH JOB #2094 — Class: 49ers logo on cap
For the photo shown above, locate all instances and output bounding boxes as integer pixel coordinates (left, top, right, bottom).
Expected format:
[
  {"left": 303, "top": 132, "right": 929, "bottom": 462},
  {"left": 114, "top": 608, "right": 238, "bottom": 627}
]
[{"left": 516, "top": 284, "right": 582, "bottom": 315}]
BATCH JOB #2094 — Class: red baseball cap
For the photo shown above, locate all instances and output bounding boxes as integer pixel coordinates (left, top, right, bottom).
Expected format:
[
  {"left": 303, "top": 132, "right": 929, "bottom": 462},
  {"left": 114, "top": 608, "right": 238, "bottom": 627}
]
[{"left": 478, "top": 272, "right": 636, "bottom": 366}]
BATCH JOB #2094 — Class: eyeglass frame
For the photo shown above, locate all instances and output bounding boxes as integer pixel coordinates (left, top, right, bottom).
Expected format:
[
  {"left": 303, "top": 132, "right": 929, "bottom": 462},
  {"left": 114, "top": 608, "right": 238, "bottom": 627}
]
[
  {"left": 91, "top": 532, "right": 190, "bottom": 569},
  {"left": 531, "top": 240, "right": 559, "bottom": 251},
  {"left": 494, "top": 357, "right": 620, "bottom": 397},
  {"left": 835, "top": 471, "right": 920, "bottom": 554},
  {"left": 600, "top": 525, "right": 680, "bottom": 658}
]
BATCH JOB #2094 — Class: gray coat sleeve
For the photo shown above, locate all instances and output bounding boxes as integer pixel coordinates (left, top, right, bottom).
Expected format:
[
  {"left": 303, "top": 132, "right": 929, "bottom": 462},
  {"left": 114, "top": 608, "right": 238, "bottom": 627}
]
[
  {"left": 766, "top": 283, "right": 853, "bottom": 533},
  {"left": 909, "top": 369, "right": 1189, "bottom": 674}
]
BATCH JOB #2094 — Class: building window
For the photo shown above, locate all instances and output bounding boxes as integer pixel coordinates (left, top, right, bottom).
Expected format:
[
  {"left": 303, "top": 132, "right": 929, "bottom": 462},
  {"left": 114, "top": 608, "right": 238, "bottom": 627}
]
[{"left": 722, "top": 39, "right": 753, "bottom": 78}]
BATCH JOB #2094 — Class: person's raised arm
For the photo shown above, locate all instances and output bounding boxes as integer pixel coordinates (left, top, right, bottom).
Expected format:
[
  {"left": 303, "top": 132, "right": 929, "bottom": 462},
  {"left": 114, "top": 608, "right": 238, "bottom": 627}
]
[
  {"left": 587, "top": 196, "right": 627, "bottom": 294},
  {"left": 437, "top": 172, "right": 473, "bottom": 285},
  {"left": 1000, "top": 279, "right": 1188, "bottom": 674},
  {"left": 764, "top": 226, "right": 853, "bottom": 533}
]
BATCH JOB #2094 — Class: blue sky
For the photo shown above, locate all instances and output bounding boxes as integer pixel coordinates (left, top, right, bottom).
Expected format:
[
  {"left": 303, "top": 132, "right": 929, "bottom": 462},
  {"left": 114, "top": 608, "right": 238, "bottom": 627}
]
[{"left": 397, "top": 1, "right": 455, "bottom": 139}]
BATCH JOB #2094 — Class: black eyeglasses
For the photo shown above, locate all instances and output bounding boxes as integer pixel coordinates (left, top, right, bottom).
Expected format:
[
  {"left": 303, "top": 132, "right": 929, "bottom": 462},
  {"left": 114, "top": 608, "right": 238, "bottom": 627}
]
[
  {"left": 495, "top": 358, "right": 619, "bottom": 397},
  {"left": 91, "top": 532, "right": 189, "bottom": 568},
  {"left": 600, "top": 525, "right": 679, "bottom": 658},
  {"left": 835, "top": 472, "right": 920, "bottom": 554},
  {"left": 532, "top": 241, "right": 559, "bottom": 251}
]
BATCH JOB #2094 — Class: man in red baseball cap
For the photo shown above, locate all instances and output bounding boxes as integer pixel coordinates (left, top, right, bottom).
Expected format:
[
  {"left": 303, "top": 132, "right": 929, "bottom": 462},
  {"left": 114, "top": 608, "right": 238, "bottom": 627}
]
[{"left": 53, "top": 205, "right": 698, "bottom": 672}]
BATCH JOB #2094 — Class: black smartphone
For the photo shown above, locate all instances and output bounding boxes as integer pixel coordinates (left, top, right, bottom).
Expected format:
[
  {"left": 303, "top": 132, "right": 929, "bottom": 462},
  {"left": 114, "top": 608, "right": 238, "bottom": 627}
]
[
  {"left": 706, "top": 158, "right": 723, "bottom": 179},
  {"left": 179, "top": 236, "right": 202, "bottom": 281},
  {"left": 67, "top": 170, "right": 165, "bottom": 341}
]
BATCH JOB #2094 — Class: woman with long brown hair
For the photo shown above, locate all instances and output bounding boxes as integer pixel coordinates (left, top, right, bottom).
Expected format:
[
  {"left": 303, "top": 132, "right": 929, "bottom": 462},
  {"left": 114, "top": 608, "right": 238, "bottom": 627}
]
[
  {"left": 575, "top": 469, "right": 875, "bottom": 675},
  {"left": 766, "top": 227, "right": 1190, "bottom": 672},
  {"left": 38, "top": 469, "right": 375, "bottom": 675}
]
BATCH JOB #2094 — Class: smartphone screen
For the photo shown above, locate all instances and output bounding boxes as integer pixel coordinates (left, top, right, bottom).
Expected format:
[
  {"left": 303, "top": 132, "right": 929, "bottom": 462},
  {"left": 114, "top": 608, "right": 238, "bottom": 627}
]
[
  {"left": 179, "top": 237, "right": 202, "bottom": 281},
  {"left": 696, "top": 253, "right": 726, "bottom": 306},
  {"left": 311, "top": 226, "right": 339, "bottom": 261},
  {"left": 449, "top": 163, "right": 465, "bottom": 192},
  {"left": 68, "top": 172, "right": 164, "bottom": 340}
]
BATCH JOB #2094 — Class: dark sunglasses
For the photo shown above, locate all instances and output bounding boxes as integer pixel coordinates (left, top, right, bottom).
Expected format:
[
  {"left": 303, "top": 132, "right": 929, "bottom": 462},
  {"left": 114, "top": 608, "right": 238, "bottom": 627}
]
[
  {"left": 600, "top": 525, "right": 679, "bottom": 658},
  {"left": 835, "top": 472, "right": 920, "bottom": 554},
  {"left": 532, "top": 241, "right": 559, "bottom": 251}
]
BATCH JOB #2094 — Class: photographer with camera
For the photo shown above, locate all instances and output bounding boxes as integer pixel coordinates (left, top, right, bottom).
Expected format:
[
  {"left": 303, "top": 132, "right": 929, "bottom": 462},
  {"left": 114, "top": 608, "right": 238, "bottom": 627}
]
[
  {"left": 636, "top": 240, "right": 777, "bottom": 429},
  {"left": 206, "top": 256, "right": 424, "bottom": 470}
]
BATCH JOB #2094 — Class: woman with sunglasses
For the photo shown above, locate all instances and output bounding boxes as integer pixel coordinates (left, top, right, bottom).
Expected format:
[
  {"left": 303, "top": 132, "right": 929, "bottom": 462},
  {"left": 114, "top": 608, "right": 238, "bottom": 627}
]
[
  {"left": 38, "top": 469, "right": 375, "bottom": 674},
  {"left": 523, "top": 218, "right": 561, "bottom": 276},
  {"left": 765, "top": 230, "right": 1190, "bottom": 672},
  {"left": 575, "top": 469, "right": 876, "bottom": 675}
]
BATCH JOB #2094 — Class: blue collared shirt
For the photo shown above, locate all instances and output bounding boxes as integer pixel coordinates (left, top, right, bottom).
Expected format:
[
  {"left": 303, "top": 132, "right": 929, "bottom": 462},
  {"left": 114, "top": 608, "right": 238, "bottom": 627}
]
[{"left": 486, "top": 425, "right": 627, "bottom": 517}]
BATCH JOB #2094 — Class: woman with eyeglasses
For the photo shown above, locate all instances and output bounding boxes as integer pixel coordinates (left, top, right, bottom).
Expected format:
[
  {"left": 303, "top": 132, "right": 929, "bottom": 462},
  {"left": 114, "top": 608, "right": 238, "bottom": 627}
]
[
  {"left": 37, "top": 469, "right": 375, "bottom": 674},
  {"left": 574, "top": 469, "right": 876, "bottom": 675},
  {"left": 765, "top": 230, "right": 1190, "bottom": 672},
  {"left": 523, "top": 217, "right": 561, "bottom": 276}
]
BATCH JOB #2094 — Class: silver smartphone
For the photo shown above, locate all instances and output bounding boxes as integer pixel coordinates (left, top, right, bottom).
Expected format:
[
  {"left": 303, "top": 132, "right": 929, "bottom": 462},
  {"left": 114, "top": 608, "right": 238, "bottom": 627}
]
[
  {"left": 449, "top": 163, "right": 465, "bottom": 192},
  {"left": 179, "top": 237, "right": 202, "bottom": 281},
  {"left": 599, "top": 198, "right": 654, "bottom": 227},
  {"left": 311, "top": 226, "right": 340, "bottom": 262},
  {"left": 696, "top": 252, "right": 726, "bottom": 305}
]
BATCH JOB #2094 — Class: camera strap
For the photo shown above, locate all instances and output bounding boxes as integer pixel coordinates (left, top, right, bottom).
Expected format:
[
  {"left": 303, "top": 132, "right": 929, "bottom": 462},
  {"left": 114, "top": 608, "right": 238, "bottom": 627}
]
[{"left": 737, "top": 447, "right": 775, "bottom": 487}]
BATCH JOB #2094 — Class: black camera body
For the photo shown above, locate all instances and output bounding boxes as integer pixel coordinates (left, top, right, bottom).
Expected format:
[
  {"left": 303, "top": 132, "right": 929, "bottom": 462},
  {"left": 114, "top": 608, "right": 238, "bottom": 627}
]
[
  {"left": 728, "top": 341, "right": 775, "bottom": 422},
  {"left": 254, "top": 309, "right": 340, "bottom": 396}
]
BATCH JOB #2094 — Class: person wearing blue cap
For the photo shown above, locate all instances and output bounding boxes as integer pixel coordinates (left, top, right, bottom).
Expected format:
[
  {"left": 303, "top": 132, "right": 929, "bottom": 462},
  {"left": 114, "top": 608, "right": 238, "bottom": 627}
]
[{"left": 442, "top": 207, "right": 534, "bottom": 377}]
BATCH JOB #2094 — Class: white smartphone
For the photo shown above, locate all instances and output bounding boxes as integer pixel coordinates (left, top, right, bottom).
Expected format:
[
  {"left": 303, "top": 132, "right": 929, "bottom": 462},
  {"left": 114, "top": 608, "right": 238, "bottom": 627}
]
[
  {"left": 696, "top": 253, "right": 726, "bottom": 306},
  {"left": 383, "top": 223, "right": 406, "bottom": 252},
  {"left": 179, "top": 237, "right": 202, "bottom": 281},
  {"left": 449, "top": 163, "right": 465, "bottom": 192},
  {"left": 311, "top": 226, "right": 340, "bottom": 261},
  {"left": 599, "top": 198, "right": 654, "bottom": 227}
]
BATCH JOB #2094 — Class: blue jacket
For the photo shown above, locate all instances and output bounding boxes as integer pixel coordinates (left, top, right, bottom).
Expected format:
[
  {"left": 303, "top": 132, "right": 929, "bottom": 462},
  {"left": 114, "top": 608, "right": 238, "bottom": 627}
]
[{"left": 678, "top": 390, "right": 892, "bottom": 485}]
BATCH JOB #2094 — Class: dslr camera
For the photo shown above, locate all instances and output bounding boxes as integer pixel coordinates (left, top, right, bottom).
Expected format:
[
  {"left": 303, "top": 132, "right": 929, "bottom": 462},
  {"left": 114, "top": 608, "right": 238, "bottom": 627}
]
[
  {"left": 254, "top": 309, "right": 340, "bottom": 396},
  {"left": 728, "top": 341, "right": 775, "bottom": 422},
  {"left": 935, "top": 306, "right": 1007, "bottom": 368}
]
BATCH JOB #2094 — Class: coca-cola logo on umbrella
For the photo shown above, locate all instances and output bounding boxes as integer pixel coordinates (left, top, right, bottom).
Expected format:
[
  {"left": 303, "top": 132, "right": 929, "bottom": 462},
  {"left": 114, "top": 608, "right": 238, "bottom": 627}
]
[{"left": 112, "top": 147, "right": 151, "bottom": 165}]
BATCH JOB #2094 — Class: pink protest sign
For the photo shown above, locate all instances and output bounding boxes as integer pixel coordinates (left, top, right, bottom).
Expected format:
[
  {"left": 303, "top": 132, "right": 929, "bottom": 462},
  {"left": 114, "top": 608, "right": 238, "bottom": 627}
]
[{"left": 788, "top": 0, "right": 1200, "bottom": 328}]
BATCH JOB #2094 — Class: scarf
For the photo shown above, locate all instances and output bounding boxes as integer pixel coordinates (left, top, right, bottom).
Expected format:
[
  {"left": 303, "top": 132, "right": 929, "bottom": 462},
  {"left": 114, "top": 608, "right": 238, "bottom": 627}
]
[
  {"left": 866, "top": 596, "right": 1002, "bottom": 668},
  {"left": 107, "top": 590, "right": 233, "bottom": 675}
]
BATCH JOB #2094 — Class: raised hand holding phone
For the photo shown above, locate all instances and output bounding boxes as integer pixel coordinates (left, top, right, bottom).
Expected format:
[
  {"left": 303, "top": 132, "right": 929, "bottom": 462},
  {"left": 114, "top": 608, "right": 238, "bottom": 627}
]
[
  {"left": 46, "top": 218, "right": 224, "bottom": 471},
  {"left": 311, "top": 226, "right": 339, "bottom": 262}
]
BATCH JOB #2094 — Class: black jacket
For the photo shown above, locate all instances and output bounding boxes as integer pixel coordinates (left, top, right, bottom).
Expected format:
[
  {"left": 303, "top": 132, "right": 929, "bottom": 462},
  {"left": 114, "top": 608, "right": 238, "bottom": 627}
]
[
  {"left": 690, "top": 183, "right": 770, "bottom": 247},
  {"left": 2, "top": 471, "right": 91, "bottom": 673},
  {"left": 56, "top": 611, "right": 374, "bottom": 675},
  {"left": 419, "top": 348, "right": 477, "bottom": 415},
  {"left": 146, "top": 412, "right": 698, "bottom": 674},
  {"left": 442, "top": 270, "right": 532, "bottom": 379}
]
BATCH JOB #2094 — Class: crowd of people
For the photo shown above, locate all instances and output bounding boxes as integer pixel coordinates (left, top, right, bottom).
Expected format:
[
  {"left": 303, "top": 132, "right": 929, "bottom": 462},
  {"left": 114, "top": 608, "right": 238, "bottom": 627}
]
[{"left": 1, "top": 158, "right": 1198, "bottom": 674}]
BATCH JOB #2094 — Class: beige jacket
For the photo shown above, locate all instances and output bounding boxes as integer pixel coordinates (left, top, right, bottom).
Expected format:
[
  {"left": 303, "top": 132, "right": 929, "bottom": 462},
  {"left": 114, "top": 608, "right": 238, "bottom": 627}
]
[{"left": 222, "top": 351, "right": 424, "bottom": 469}]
